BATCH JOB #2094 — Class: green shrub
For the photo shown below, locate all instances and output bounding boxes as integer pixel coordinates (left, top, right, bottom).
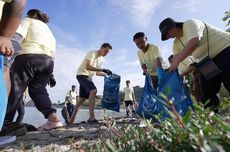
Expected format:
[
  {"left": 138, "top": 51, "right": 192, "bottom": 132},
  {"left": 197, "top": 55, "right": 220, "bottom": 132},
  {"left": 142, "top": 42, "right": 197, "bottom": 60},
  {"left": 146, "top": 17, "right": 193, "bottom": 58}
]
[{"left": 82, "top": 99, "right": 230, "bottom": 152}]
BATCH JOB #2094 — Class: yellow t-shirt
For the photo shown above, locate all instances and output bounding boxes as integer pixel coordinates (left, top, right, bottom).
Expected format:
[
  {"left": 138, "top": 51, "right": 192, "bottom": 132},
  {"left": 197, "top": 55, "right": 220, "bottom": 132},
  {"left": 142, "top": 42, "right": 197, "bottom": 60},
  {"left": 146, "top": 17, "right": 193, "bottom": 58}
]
[
  {"left": 173, "top": 19, "right": 230, "bottom": 62},
  {"left": 178, "top": 56, "right": 197, "bottom": 74},
  {"left": 16, "top": 17, "right": 56, "bottom": 58},
  {"left": 66, "top": 90, "right": 77, "bottom": 105},
  {"left": 77, "top": 50, "right": 103, "bottom": 78},
  {"left": 137, "top": 44, "right": 168, "bottom": 76},
  {"left": 123, "top": 87, "right": 134, "bottom": 101}
]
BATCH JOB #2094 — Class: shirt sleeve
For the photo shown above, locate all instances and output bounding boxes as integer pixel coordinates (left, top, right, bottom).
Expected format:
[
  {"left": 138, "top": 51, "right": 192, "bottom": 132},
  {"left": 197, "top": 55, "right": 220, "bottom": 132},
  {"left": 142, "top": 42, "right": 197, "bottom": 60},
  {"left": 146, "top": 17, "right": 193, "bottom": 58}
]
[
  {"left": 85, "top": 51, "right": 95, "bottom": 62},
  {"left": 137, "top": 51, "right": 144, "bottom": 65},
  {"left": 153, "top": 45, "right": 163, "bottom": 59},
  {"left": 178, "top": 57, "right": 193, "bottom": 74},
  {"left": 131, "top": 87, "right": 134, "bottom": 94},
  {"left": 184, "top": 20, "right": 204, "bottom": 40},
  {"left": 16, "top": 18, "right": 31, "bottom": 38}
]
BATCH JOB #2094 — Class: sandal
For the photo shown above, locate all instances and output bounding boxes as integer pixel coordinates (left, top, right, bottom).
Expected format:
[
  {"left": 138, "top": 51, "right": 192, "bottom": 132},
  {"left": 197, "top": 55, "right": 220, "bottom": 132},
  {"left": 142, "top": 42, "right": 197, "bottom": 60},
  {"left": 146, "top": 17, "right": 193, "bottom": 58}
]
[{"left": 37, "top": 120, "right": 63, "bottom": 131}]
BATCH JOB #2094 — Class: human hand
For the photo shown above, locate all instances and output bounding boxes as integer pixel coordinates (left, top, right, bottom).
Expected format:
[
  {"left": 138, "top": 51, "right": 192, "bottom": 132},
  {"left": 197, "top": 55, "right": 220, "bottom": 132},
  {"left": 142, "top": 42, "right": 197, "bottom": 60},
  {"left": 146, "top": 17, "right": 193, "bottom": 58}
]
[
  {"left": 0, "top": 36, "right": 14, "bottom": 56},
  {"left": 48, "top": 74, "right": 56, "bottom": 87},
  {"left": 169, "top": 54, "right": 181, "bottom": 72},
  {"left": 103, "top": 69, "right": 112, "bottom": 75}
]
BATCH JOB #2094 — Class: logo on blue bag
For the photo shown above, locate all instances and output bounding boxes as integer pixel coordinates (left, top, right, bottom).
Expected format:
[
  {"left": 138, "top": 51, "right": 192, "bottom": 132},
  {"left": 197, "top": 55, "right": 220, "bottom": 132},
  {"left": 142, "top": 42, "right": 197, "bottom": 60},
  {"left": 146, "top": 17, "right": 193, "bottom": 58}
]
[{"left": 142, "top": 94, "right": 157, "bottom": 113}]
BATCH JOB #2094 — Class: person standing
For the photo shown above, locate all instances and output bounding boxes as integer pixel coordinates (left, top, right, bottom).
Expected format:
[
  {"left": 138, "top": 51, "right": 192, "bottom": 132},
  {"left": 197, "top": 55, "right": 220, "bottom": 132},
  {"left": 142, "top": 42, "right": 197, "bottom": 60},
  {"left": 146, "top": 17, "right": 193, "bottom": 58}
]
[
  {"left": 0, "top": 0, "right": 26, "bottom": 131},
  {"left": 123, "top": 80, "right": 136, "bottom": 117},
  {"left": 64, "top": 85, "right": 77, "bottom": 118},
  {"left": 70, "top": 43, "right": 112, "bottom": 124},
  {"left": 159, "top": 17, "right": 230, "bottom": 112},
  {"left": 133, "top": 32, "right": 168, "bottom": 89},
  {"left": 4, "top": 9, "right": 63, "bottom": 130}
]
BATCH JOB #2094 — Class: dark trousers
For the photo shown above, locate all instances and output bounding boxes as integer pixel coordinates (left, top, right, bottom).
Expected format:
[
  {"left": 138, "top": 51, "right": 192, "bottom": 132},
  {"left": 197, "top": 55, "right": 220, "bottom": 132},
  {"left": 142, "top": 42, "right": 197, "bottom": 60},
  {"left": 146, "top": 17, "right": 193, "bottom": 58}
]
[
  {"left": 150, "top": 75, "right": 158, "bottom": 89},
  {"left": 66, "top": 102, "right": 74, "bottom": 116},
  {"left": 4, "top": 54, "right": 56, "bottom": 123},
  {"left": 200, "top": 46, "right": 230, "bottom": 112},
  {"left": 16, "top": 99, "right": 25, "bottom": 123}
]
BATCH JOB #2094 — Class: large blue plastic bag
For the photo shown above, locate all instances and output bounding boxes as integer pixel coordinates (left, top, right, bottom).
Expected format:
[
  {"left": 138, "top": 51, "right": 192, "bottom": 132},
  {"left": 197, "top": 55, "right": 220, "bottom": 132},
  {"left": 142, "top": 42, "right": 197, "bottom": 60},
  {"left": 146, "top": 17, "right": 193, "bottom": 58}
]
[
  {"left": 101, "top": 74, "right": 121, "bottom": 112},
  {"left": 0, "top": 56, "right": 7, "bottom": 130},
  {"left": 136, "top": 70, "right": 193, "bottom": 120},
  {"left": 136, "top": 73, "right": 159, "bottom": 119},
  {"left": 157, "top": 70, "right": 193, "bottom": 119}
]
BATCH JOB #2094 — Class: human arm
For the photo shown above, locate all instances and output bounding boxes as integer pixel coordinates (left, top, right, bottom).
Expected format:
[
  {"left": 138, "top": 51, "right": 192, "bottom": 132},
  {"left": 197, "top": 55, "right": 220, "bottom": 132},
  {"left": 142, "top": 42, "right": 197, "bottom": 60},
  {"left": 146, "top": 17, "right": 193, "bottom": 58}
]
[
  {"left": 0, "top": 0, "right": 26, "bottom": 56},
  {"left": 86, "top": 60, "right": 112, "bottom": 76},
  {"left": 170, "top": 37, "right": 199, "bottom": 72}
]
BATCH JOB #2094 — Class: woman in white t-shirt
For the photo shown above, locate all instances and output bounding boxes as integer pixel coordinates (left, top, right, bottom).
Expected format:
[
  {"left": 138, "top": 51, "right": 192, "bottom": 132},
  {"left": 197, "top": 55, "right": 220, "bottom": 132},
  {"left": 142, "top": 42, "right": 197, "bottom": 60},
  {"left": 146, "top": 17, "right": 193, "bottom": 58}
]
[{"left": 4, "top": 9, "right": 63, "bottom": 130}]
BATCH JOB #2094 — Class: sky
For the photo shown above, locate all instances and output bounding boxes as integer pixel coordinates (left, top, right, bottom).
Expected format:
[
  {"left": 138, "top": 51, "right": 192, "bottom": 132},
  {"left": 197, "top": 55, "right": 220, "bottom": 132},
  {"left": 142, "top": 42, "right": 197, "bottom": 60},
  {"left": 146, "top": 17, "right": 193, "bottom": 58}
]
[{"left": 23, "top": 0, "right": 230, "bottom": 103}]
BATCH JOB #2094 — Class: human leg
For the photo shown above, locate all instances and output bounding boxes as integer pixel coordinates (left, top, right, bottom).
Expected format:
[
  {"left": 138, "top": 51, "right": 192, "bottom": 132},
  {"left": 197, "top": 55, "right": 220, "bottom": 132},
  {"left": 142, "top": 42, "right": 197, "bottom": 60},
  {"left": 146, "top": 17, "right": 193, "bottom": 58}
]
[
  {"left": 16, "top": 99, "right": 25, "bottom": 123},
  {"left": 69, "top": 97, "right": 85, "bottom": 124}
]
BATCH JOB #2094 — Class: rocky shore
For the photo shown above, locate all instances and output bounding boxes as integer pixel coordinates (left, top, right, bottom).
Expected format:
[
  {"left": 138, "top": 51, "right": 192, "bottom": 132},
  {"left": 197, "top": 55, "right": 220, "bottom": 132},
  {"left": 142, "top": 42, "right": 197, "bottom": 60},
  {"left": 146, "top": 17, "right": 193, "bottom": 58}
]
[{"left": 0, "top": 117, "right": 141, "bottom": 152}]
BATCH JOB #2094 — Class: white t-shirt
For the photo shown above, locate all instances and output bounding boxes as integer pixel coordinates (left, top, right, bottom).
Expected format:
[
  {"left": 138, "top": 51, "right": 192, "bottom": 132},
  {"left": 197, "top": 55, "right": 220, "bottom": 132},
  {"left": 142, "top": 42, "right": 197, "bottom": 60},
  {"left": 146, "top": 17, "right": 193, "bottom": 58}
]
[
  {"left": 66, "top": 90, "right": 77, "bottom": 105},
  {"left": 123, "top": 87, "right": 134, "bottom": 101}
]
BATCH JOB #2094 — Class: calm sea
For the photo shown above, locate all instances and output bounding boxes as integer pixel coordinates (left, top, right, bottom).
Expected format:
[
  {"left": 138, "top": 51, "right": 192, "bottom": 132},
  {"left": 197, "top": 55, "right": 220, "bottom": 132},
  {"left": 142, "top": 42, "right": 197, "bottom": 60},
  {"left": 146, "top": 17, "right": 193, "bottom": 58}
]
[{"left": 19, "top": 107, "right": 126, "bottom": 127}]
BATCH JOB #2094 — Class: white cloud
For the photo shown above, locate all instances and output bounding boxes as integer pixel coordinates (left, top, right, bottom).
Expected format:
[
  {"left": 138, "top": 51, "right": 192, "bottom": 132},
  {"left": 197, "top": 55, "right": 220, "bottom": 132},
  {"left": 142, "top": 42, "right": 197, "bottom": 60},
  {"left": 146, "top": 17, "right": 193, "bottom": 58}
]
[
  {"left": 47, "top": 44, "right": 86, "bottom": 102},
  {"left": 172, "top": 0, "right": 206, "bottom": 13},
  {"left": 109, "top": 0, "right": 161, "bottom": 28}
]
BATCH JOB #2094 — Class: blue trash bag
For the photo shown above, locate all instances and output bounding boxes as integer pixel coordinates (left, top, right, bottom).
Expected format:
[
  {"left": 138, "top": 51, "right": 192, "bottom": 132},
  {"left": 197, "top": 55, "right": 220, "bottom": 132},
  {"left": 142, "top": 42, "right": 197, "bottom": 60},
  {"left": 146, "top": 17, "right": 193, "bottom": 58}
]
[
  {"left": 0, "top": 55, "right": 7, "bottom": 130},
  {"left": 136, "top": 72, "right": 158, "bottom": 119},
  {"left": 157, "top": 69, "right": 193, "bottom": 119},
  {"left": 101, "top": 74, "right": 121, "bottom": 112},
  {"left": 136, "top": 69, "right": 193, "bottom": 120}
]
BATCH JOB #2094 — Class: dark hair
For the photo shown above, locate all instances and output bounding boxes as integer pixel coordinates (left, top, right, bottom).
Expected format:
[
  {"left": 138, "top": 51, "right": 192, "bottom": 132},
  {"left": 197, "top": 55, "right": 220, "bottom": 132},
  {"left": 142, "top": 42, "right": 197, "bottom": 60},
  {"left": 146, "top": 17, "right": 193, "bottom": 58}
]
[
  {"left": 101, "top": 43, "right": 112, "bottom": 50},
  {"left": 133, "top": 32, "right": 145, "bottom": 41},
  {"left": 176, "top": 23, "right": 183, "bottom": 28},
  {"left": 72, "top": 85, "right": 76, "bottom": 88},
  {"left": 126, "top": 80, "right": 130, "bottom": 83},
  {"left": 168, "top": 55, "right": 173, "bottom": 61},
  {"left": 27, "top": 9, "right": 49, "bottom": 23}
]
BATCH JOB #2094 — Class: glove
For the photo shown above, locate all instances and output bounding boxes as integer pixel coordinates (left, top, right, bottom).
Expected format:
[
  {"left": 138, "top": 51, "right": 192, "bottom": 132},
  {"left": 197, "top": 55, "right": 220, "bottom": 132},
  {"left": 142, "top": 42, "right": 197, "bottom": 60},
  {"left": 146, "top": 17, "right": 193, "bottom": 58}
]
[
  {"left": 48, "top": 74, "right": 56, "bottom": 88},
  {"left": 103, "top": 69, "right": 112, "bottom": 75}
]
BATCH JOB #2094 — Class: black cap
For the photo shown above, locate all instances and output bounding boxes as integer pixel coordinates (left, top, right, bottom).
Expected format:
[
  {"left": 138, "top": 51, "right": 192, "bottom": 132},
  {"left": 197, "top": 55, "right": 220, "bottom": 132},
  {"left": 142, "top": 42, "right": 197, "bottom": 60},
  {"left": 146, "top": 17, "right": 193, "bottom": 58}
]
[{"left": 159, "top": 18, "right": 183, "bottom": 41}]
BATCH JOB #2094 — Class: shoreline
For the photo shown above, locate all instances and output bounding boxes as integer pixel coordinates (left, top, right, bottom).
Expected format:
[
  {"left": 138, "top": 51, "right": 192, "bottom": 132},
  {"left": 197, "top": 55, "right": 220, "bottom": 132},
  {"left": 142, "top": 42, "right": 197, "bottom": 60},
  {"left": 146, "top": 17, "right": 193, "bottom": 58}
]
[{"left": 0, "top": 116, "right": 141, "bottom": 151}]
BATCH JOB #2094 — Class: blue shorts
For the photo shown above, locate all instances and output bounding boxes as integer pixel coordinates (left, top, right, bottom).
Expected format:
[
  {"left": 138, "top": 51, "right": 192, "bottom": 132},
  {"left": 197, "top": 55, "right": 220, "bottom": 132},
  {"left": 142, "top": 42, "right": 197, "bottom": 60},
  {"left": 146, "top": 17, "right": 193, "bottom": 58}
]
[{"left": 77, "top": 75, "right": 97, "bottom": 99}]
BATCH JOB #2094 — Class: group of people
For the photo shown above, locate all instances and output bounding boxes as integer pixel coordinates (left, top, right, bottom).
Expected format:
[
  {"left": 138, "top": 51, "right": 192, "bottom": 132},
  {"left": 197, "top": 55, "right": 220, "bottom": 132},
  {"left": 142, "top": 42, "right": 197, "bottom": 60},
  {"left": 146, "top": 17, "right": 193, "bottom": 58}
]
[{"left": 1, "top": 0, "right": 230, "bottom": 132}]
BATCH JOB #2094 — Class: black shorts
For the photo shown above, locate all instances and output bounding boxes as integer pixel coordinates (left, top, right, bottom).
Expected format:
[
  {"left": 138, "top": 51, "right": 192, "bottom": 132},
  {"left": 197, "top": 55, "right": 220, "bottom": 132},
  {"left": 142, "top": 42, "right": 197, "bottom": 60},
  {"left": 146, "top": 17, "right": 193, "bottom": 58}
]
[
  {"left": 77, "top": 75, "right": 97, "bottom": 99},
  {"left": 124, "top": 100, "right": 133, "bottom": 107}
]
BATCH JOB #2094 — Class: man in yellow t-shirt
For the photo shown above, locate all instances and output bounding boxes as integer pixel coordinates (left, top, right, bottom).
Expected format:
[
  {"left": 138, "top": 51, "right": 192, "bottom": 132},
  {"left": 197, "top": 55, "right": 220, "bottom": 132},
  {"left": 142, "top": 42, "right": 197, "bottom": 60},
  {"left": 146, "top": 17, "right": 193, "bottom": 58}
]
[
  {"left": 123, "top": 80, "right": 136, "bottom": 117},
  {"left": 159, "top": 18, "right": 230, "bottom": 112},
  {"left": 70, "top": 43, "right": 113, "bottom": 124},
  {"left": 133, "top": 32, "right": 168, "bottom": 89}
]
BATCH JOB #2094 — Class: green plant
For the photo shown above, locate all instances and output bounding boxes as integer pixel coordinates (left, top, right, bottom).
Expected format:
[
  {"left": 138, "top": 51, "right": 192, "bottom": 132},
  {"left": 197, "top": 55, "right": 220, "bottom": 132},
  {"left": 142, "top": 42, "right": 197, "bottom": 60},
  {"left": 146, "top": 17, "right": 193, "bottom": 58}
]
[{"left": 82, "top": 99, "right": 230, "bottom": 152}]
